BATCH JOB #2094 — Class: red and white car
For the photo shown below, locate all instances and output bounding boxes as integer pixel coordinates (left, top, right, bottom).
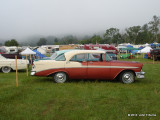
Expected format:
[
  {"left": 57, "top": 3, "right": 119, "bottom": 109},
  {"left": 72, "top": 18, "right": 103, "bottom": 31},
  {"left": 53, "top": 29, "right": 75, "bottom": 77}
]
[{"left": 31, "top": 50, "right": 145, "bottom": 83}]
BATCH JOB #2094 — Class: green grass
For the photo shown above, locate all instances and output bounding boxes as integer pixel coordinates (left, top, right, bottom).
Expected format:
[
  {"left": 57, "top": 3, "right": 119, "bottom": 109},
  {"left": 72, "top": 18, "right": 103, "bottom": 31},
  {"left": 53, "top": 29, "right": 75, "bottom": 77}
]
[{"left": 0, "top": 59, "right": 160, "bottom": 120}]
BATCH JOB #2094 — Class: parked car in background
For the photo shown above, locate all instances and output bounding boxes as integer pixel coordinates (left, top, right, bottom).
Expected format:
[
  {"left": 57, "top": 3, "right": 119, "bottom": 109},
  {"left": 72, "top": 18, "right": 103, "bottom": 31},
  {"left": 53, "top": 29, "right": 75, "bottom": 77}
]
[
  {"left": 31, "top": 50, "right": 145, "bottom": 84},
  {"left": 1, "top": 53, "right": 22, "bottom": 59},
  {"left": 150, "top": 48, "right": 160, "bottom": 61},
  {"left": 80, "top": 44, "right": 118, "bottom": 54},
  {"left": 107, "top": 53, "right": 117, "bottom": 60},
  {"left": 0, "top": 54, "right": 29, "bottom": 73}
]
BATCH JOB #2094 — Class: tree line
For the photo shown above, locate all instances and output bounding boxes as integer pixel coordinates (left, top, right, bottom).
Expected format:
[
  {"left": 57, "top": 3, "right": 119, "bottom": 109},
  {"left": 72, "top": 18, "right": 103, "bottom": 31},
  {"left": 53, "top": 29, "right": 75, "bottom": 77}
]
[
  {"left": 2, "top": 15, "right": 160, "bottom": 46},
  {"left": 80, "top": 15, "right": 160, "bottom": 45}
]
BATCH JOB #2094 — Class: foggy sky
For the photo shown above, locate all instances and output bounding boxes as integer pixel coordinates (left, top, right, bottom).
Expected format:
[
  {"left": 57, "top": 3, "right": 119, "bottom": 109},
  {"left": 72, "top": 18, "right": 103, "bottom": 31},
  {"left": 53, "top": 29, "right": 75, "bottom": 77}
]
[{"left": 0, "top": 0, "right": 160, "bottom": 41}]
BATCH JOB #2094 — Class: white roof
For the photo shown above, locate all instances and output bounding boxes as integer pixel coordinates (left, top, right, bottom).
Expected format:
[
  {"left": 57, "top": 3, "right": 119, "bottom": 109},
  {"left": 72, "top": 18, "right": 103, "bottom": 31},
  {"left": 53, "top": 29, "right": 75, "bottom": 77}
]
[
  {"left": 20, "top": 47, "right": 36, "bottom": 55},
  {"left": 65, "top": 50, "right": 105, "bottom": 61},
  {"left": 137, "top": 46, "right": 152, "bottom": 53}
]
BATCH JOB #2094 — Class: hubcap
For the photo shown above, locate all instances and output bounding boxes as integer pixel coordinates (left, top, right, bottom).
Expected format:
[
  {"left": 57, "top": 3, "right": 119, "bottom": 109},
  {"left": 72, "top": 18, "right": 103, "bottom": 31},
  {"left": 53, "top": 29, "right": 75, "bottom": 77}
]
[
  {"left": 54, "top": 73, "right": 66, "bottom": 83},
  {"left": 122, "top": 72, "right": 133, "bottom": 83},
  {"left": 2, "top": 67, "right": 11, "bottom": 73}
]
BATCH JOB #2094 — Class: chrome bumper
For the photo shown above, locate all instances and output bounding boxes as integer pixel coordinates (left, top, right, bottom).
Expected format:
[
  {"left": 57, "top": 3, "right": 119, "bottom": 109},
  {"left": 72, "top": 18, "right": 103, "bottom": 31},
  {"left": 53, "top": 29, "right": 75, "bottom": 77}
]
[
  {"left": 136, "top": 71, "right": 145, "bottom": 78},
  {"left": 30, "top": 71, "right": 36, "bottom": 76}
]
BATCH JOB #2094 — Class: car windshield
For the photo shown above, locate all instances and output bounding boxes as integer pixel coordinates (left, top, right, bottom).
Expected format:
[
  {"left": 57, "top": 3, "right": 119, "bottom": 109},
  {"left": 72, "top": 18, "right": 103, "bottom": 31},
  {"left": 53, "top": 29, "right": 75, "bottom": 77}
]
[
  {"left": 0, "top": 55, "right": 6, "bottom": 59},
  {"left": 55, "top": 54, "right": 66, "bottom": 61},
  {"left": 50, "top": 53, "right": 57, "bottom": 59}
]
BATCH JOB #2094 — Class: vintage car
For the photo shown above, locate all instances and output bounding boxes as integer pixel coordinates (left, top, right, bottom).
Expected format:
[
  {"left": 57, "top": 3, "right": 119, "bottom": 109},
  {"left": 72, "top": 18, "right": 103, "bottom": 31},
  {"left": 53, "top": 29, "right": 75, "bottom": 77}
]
[
  {"left": 0, "top": 54, "right": 29, "bottom": 73},
  {"left": 31, "top": 50, "right": 145, "bottom": 83}
]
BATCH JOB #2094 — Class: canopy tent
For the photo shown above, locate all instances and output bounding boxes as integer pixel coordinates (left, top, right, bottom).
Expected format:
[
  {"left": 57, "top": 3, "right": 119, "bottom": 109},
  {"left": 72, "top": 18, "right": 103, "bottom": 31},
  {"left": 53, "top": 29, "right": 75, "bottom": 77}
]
[
  {"left": 145, "top": 43, "right": 150, "bottom": 46},
  {"left": 131, "top": 50, "right": 139, "bottom": 54},
  {"left": 137, "top": 46, "right": 152, "bottom": 53},
  {"left": 33, "top": 49, "right": 46, "bottom": 58},
  {"left": 126, "top": 45, "right": 133, "bottom": 48},
  {"left": 138, "top": 46, "right": 144, "bottom": 50},
  {"left": 20, "top": 47, "right": 36, "bottom": 55},
  {"left": 121, "top": 47, "right": 139, "bottom": 50}
]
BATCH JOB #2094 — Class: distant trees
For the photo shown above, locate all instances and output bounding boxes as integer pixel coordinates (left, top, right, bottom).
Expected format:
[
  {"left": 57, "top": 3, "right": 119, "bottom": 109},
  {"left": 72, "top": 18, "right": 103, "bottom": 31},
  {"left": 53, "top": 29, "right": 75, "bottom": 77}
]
[
  {"left": 148, "top": 15, "right": 160, "bottom": 42},
  {"left": 37, "top": 38, "right": 47, "bottom": 46},
  {"left": 54, "top": 38, "right": 60, "bottom": 45},
  {"left": 104, "top": 28, "right": 123, "bottom": 44},
  {"left": 60, "top": 35, "right": 78, "bottom": 45},
  {"left": 125, "top": 26, "right": 141, "bottom": 44},
  {"left": 5, "top": 39, "right": 19, "bottom": 46}
]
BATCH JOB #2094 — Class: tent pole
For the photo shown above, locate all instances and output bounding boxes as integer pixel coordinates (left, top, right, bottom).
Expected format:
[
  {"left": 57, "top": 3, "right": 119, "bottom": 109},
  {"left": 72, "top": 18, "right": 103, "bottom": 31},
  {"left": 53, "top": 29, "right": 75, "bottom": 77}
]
[
  {"left": 26, "top": 55, "right": 28, "bottom": 76},
  {"left": 30, "top": 54, "right": 32, "bottom": 65}
]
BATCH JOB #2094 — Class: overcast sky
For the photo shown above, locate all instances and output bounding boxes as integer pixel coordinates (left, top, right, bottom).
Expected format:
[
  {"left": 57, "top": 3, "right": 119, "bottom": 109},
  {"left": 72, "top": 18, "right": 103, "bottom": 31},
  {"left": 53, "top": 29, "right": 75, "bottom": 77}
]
[{"left": 0, "top": 0, "right": 160, "bottom": 41}]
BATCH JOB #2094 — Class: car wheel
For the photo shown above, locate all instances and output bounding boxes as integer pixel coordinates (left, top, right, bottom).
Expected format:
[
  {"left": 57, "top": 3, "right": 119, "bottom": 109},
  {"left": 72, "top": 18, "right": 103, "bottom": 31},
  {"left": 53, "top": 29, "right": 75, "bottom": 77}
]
[
  {"left": 1, "top": 66, "right": 11, "bottom": 73},
  {"left": 53, "top": 72, "right": 68, "bottom": 83},
  {"left": 120, "top": 71, "right": 135, "bottom": 84}
]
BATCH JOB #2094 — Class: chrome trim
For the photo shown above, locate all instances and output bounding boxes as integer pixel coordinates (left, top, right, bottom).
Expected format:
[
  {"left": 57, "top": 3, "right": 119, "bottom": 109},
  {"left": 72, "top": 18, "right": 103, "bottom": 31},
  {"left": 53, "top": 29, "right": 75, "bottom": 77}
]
[
  {"left": 35, "top": 66, "right": 139, "bottom": 73},
  {"left": 135, "top": 71, "right": 145, "bottom": 78},
  {"left": 30, "top": 71, "right": 36, "bottom": 76}
]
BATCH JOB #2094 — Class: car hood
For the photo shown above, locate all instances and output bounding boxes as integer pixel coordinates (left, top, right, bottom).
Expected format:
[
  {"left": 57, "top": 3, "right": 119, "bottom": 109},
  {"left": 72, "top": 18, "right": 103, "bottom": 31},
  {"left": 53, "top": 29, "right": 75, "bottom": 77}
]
[
  {"left": 34, "top": 57, "right": 51, "bottom": 61},
  {"left": 5, "top": 59, "right": 29, "bottom": 64}
]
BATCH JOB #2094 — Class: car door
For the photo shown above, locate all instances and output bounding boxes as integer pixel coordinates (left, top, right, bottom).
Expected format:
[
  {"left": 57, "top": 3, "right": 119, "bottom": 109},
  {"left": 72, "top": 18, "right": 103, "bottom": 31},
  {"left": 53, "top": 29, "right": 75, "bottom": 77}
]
[
  {"left": 65, "top": 53, "right": 88, "bottom": 79},
  {"left": 87, "top": 53, "right": 111, "bottom": 79}
]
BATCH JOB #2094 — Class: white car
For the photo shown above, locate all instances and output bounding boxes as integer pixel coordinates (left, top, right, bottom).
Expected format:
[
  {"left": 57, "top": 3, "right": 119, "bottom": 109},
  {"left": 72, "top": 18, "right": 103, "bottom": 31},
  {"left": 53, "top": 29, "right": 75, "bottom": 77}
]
[{"left": 0, "top": 54, "right": 29, "bottom": 73}]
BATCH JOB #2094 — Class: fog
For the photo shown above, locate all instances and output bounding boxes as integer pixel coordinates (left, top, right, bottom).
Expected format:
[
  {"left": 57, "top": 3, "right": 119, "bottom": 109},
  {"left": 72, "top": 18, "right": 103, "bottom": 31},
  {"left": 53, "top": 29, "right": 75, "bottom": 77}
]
[{"left": 0, "top": 0, "right": 160, "bottom": 41}]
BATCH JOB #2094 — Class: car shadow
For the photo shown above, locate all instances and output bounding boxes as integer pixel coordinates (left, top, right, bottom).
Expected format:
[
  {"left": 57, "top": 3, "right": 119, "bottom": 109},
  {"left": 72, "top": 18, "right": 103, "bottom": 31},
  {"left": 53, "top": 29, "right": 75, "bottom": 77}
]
[
  {"left": 29, "top": 76, "right": 142, "bottom": 84},
  {"left": 68, "top": 79, "right": 120, "bottom": 83}
]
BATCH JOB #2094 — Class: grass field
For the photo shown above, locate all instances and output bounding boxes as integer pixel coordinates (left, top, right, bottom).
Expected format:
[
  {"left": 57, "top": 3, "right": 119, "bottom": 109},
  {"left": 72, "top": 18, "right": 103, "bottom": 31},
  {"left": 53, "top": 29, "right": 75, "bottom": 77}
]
[{"left": 0, "top": 58, "right": 160, "bottom": 120}]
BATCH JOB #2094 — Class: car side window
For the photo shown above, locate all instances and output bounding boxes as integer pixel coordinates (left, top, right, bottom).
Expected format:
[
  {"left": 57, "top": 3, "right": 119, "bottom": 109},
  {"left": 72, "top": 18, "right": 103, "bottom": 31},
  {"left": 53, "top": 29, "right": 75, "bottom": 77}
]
[
  {"left": 55, "top": 54, "right": 66, "bottom": 61},
  {"left": 70, "top": 54, "right": 88, "bottom": 62},
  {"left": 105, "top": 53, "right": 112, "bottom": 61},
  {"left": 87, "top": 53, "right": 101, "bottom": 61}
]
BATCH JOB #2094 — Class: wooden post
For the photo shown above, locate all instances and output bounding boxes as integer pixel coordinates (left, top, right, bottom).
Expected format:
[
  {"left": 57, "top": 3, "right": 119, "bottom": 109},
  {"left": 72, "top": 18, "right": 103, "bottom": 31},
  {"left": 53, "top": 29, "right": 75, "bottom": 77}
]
[
  {"left": 26, "top": 55, "right": 28, "bottom": 76},
  {"left": 15, "top": 55, "right": 18, "bottom": 87},
  {"left": 153, "top": 55, "right": 154, "bottom": 64}
]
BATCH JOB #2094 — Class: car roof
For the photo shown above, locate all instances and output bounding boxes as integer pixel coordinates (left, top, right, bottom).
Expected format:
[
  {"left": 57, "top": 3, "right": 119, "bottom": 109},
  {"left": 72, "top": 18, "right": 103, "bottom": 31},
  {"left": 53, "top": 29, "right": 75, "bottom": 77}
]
[
  {"left": 56, "top": 49, "right": 77, "bottom": 55},
  {"left": 65, "top": 50, "right": 105, "bottom": 61}
]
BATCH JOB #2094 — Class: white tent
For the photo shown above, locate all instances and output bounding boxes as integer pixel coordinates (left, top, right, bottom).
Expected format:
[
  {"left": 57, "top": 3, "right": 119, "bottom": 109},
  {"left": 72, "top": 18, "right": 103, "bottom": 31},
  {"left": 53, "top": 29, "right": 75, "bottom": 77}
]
[
  {"left": 137, "top": 46, "right": 152, "bottom": 53},
  {"left": 144, "top": 43, "right": 150, "bottom": 46},
  {"left": 20, "top": 47, "right": 36, "bottom": 55}
]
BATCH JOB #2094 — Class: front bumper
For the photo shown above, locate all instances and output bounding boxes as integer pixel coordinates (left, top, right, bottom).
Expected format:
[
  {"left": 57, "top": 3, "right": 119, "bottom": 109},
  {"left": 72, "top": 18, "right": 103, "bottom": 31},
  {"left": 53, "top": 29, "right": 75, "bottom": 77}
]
[
  {"left": 135, "top": 71, "right": 145, "bottom": 78},
  {"left": 30, "top": 71, "right": 36, "bottom": 76}
]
